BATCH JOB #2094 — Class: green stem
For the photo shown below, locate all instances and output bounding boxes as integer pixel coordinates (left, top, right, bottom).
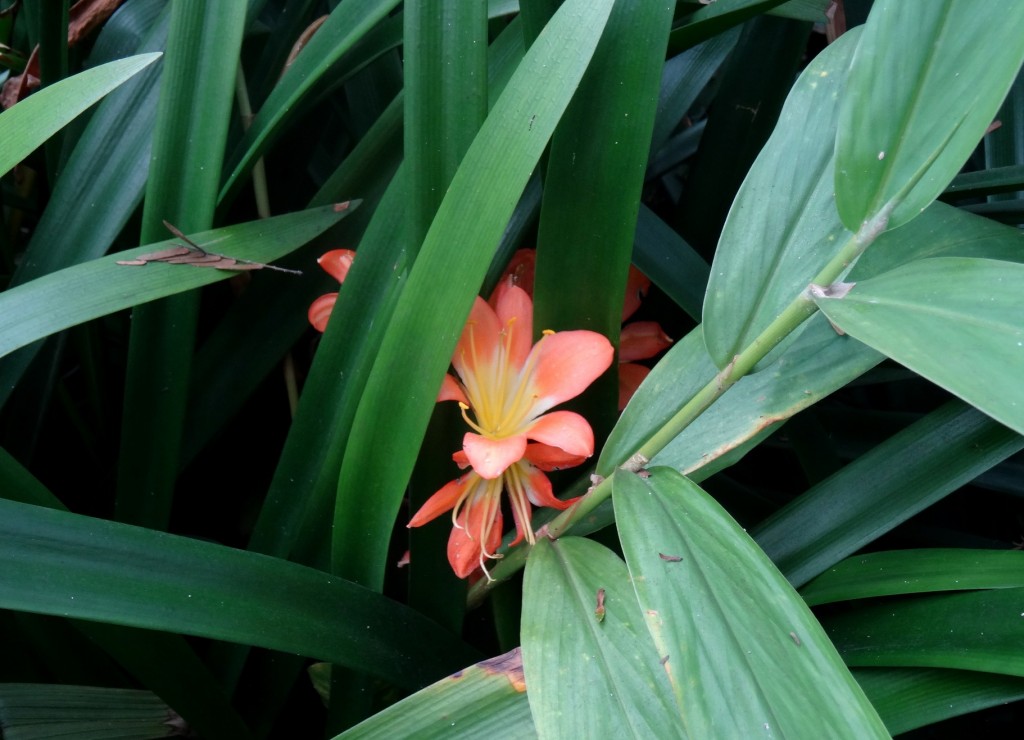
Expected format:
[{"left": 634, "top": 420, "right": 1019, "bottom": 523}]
[{"left": 467, "top": 201, "right": 894, "bottom": 608}]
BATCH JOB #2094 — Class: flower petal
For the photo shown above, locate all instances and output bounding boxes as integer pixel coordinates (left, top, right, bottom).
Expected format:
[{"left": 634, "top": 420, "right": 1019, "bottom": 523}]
[
  {"left": 524, "top": 410, "right": 594, "bottom": 458},
  {"left": 408, "top": 475, "right": 470, "bottom": 528},
  {"left": 520, "top": 463, "right": 575, "bottom": 510},
  {"left": 318, "top": 248, "right": 356, "bottom": 283},
  {"left": 452, "top": 296, "right": 502, "bottom": 383},
  {"left": 618, "top": 363, "right": 650, "bottom": 411},
  {"left": 622, "top": 265, "right": 651, "bottom": 322},
  {"left": 523, "top": 442, "right": 587, "bottom": 471},
  {"left": 307, "top": 293, "right": 337, "bottom": 333},
  {"left": 619, "top": 321, "right": 672, "bottom": 362},
  {"left": 493, "top": 249, "right": 536, "bottom": 302},
  {"left": 527, "top": 330, "right": 614, "bottom": 414},
  {"left": 463, "top": 432, "right": 527, "bottom": 479},
  {"left": 437, "top": 374, "right": 468, "bottom": 404},
  {"left": 494, "top": 284, "right": 533, "bottom": 370},
  {"left": 448, "top": 488, "right": 503, "bottom": 578}
]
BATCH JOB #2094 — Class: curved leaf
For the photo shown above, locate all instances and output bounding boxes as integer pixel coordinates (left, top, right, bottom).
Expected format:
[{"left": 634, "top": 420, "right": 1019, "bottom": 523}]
[
  {"left": 521, "top": 537, "right": 680, "bottom": 739},
  {"left": 814, "top": 257, "right": 1024, "bottom": 436},
  {"left": 835, "top": 0, "right": 1024, "bottom": 231},
  {"left": 0, "top": 205, "right": 354, "bottom": 359},
  {"left": 0, "top": 498, "right": 479, "bottom": 690},
  {"left": 0, "top": 53, "right": 160, "bottom": 177},
  {"left": 702, "top": 28, "right": 858, "bottom": 368},
  {"left": 801, "top": 549, "right": 1024, "bottom": 607},
  {"left": 613, "top": 468, "right": 888, "bottom": 738}
]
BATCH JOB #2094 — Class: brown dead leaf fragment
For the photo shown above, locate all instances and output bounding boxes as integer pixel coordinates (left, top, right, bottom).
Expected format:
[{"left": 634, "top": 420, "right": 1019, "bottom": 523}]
[
  {"left": 69, "top": 0, "right": 125, "bottom": 47},
  {"left": 477, "top": 647, "right": 527, "bottom": 692},
  {"left": 658, "top": 553, "right": 682, "bottom": 562},
  {"left": 116, "top": 221, "right": 302, "bottom": 274}
]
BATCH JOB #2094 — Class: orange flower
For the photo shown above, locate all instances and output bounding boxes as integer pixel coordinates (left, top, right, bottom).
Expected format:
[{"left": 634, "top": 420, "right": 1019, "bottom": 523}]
[
  {"left": 496, "top": 249, "right": 672, "bottom": 409},
  {"left": 409, "top": 285, "right": 613, "bottom": 578},
  {"left": 307, "top": 249, "right": 356, "bottom": 332}
]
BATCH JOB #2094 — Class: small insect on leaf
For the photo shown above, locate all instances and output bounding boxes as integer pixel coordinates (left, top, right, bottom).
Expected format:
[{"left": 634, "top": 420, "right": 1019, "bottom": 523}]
[
  {"left": 115, "top": 220, "right": 302, "bottom": 274},
  {"left": 595, "top": 588, "right": 606, "bottom": 623},
  {"left": 658, "top": 553, "right": 682, "bottom": 562}
]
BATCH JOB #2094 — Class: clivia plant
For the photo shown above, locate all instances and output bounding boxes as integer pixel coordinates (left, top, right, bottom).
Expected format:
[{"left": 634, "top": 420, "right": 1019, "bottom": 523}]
[{"left": 1, "top": 1, "right": 1023, "bottom": 737}]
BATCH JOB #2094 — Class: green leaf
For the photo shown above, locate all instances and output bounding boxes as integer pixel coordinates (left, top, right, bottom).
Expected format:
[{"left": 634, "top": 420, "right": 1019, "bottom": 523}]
[
  {"left": 0, "top": 684, "right": 174, "bottom": 740},
  {"left": 532, "top": 0, "right": 675, "bottom": 435},
  {"left": 753, "top": 400, "right": 1024, "bottom": 588},
  {"left": 835, "top": 0, "right": 1024, "bottom": 231},
  {"left": 801, "top": 549, "right": 1024, "bottom": 607},
  {"left": 521, "top": 537, "right": 680, "bottom": 739},
  {"left": 854, "top": 667, "right": 1024, "bottom": 736},
  {"left": 0, "top": 498, "right": 479, "bottom": 690},
  {"left": 612, "top": 468, "right": 888, "bottom": 738},
  {"left": 944, "top": 164, "right": 1024, "bottom": 201},
  {"left": 337, "top": 649, "right": 535, "bottom": 739},
  {"left": 702, "top": 27, "right": 858, "bottom": 368},
  {"left": 825, "top": 588, "right": 1024, "bottom": 677},
  {"left": 0, "top": 205, "right": 353, "bottom": 359},
  {"left": 814, "top": 257, "right": 1024, "bottom": 436},
  {"left": 0, "top": 53, "right": 160, "bottom": 177},
  {"left": 332, "top": 0, "right": 617, "bottom": 588}
]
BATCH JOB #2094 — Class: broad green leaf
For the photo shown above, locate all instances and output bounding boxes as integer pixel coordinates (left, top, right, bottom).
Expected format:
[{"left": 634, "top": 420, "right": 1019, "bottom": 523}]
[
  {"left": 801, "top": 549, "right": 1024, "bottom": 607},
  {"left": 814, "top": 257, "right": 1024, "bottom": 436},
  {"left": 753, "top": 400, "right": 1024, "bottom": 588},
  {"left": 0, "top": 205, "right": 353, "bottom": 359},
  {"left": 945, "top": 164, "right": 1024, "bottom": 201},
  {"left": 613, "top": 468, "right": 888, "bottom": 738},
  {"left": 825, "top": 588, "right": 1024, "bottom": 677},
  {"left": 338, "top": 649, "right": 535, "bottom": 739},
  {"left": 521, "top": 537, "right": 680, "bottom": 739},
  {"left": 835, "top": 0, "right": 1024, "bottom": 231},
  {"left": 0, "top": 684, "right": 174, "bottom": 740},
  {"left": 668, "top": 0, "right": 791, "bottom": 53},
  {"left": 0, "top": 53, "right": 160, "bottom": 177},
  {"left": 854, "top": 667, "right": 1024, "bottom": 736},
  {"left": 0, "top": 498, "right": 479, "bottom": 690},
  {"left": 332, "top": 0, "right": 617, "bottom": 588},
  {"left": 702, "top": 28, "right": 858, "bottom": 368}
]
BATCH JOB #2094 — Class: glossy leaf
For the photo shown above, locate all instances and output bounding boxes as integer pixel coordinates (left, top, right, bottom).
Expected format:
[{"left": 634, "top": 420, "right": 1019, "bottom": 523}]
[
  {"left": 801, "top": 549, "right": 1024, "bottom": 607},
  {"left": 613, "top": 468, "right": 888, "bottom": 738},
  {"left": 338, "top": 649, "right": 535, "bottom": 739},
  {"left": 0, "top": 498, "right": 478, "bottom": 690},
  {"left": 825, "top": 588, "right": 1024, "bottom": 677},
  {"left": 754, "top": 400, "right": 1024, "bottom": 588},
  {"left": 814, "top": 257, "right": 1024, "bottom": 436},
  {"left": 0, "top": 684, "right": 174, "bottom": 740},
  {"left": 0, "top": 53, "right": 160, "bottom": 177},
  {"left": 332, "top": 0, "right": 617, "bottom": 588},
  {"left": 854, "top": 667, "right": 1024, "bottom": 736},
  {"left": 0, "top": 205, "right": 353, "bottom": 359},
  {"left": 521, "top": 536, "right": 680, "bottom": 739},
  {"left": 702, "top": 28, "right": 857, "bottom": 368},
  {"left": 835, "top": 0, "right": 1024, "bottom": 231}
]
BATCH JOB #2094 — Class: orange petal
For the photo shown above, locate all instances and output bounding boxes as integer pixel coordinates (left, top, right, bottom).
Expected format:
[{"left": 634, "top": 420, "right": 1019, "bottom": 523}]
[
  {"left": 618, "top": 363, "right": 650, "bottom": 411},
  {"left": 502, "top": 249, "right": 536, "bottom": 297},
  {"left": 408, "top": 475, "right": 470, "bottom": 528},
  {"left": 523, "top": 442, "right": 587, "bottom": 471},
  {"left": 437, "top": 374, "right": 468, "bottom": 404},
  {"left": 520, "top": 464, "right": 573, "bottom": 510},
  {"left": 448, "top": 489, "right": 503, "bottom": 578},
  {"left": 529, "top": 330, "right": 614, "bottom": 414},
  {"left": 453, "top": 296, "right": 501, "bottom": 381},
  {"left": 622, "top": 265, "right": 651, "bottom": 322},
  {"left": 619, "top": 321, "right": 672, "bottom": 362},
  {"left": 525, "top": 410, "right": 594, "bottom": 458},
  {"left": 494, "top": 284, "right": 533, "bottom": 369},
  {"left": 463, "top": 432, "right": 527, "bottom": 479},
  {"left": 307, "top": 293, "right": 337, "bottom": 332},
  {"left": 318, "top": 249, "right": 356, "bottom": 283}
]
